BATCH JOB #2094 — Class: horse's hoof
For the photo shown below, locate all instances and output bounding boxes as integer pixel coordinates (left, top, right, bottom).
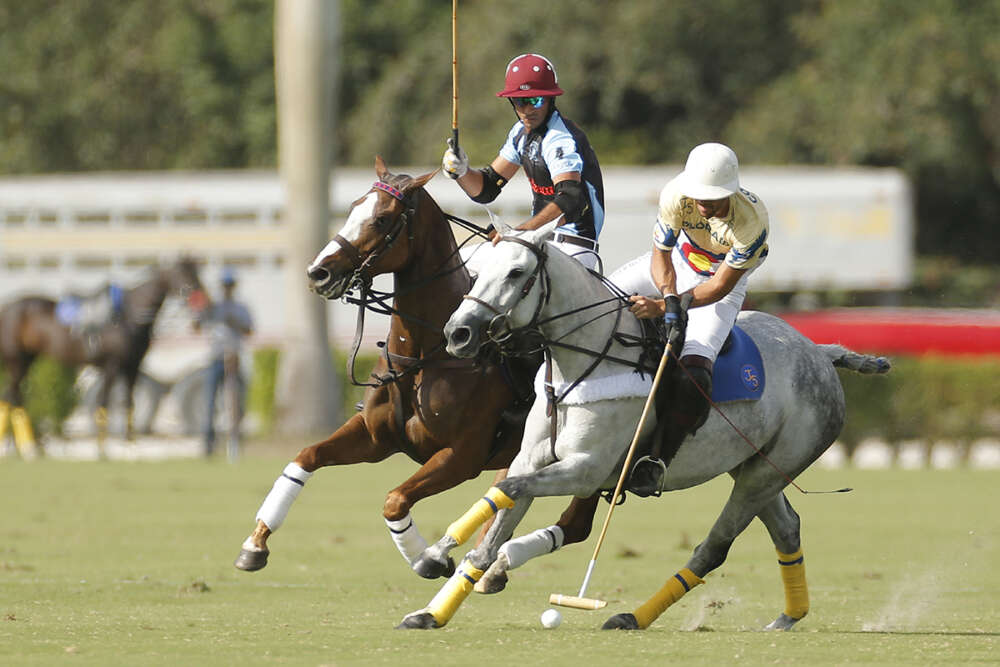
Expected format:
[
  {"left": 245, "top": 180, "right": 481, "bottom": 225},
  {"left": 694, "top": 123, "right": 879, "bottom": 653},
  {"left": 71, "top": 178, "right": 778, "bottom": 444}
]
[
  {"left": 234, "top": 547, "right": 269, "bottom": 572},
  {"left": 764, "top": 613, "right": 802, "bottom": 631},
  {"left": 474, "top": 570, "right": 508, "bottom": 594},
  {"left": 602, "top": 613, "right": 640, "bottom": 630},
  {"left": 412, "top": 554, "right": 454, "bottom": 580},
  {"left": 395, "top": 611, "right": 441, "bottom": 630}
]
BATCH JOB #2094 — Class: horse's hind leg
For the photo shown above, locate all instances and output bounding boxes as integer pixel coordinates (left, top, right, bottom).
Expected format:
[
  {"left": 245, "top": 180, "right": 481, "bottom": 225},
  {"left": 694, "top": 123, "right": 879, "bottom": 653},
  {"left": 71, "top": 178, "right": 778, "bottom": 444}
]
[
  {"left": 234, "top": 413, "right": 393, "bottom": 572},
  {"left": 756, "top": 492, "right": 809, "bottom": 630},
  {"left": 1, "top": 355, "right": 39, "bottom": 459},
  {"left": 604, "top": 470, "right": 781, "bottom": 631}
]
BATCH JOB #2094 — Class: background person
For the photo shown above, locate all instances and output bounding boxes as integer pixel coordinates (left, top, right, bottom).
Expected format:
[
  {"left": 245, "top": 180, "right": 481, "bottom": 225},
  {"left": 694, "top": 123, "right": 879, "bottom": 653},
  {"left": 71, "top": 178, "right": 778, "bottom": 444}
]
[
  {"left": 609, "top": 142, "right": 769, "bottom": 493},
  {"left": 442, "top": 53, "right": 605, "bottom": 271},
  {"left": 194, "top": 267, "right": 253, "bottom": 461}
]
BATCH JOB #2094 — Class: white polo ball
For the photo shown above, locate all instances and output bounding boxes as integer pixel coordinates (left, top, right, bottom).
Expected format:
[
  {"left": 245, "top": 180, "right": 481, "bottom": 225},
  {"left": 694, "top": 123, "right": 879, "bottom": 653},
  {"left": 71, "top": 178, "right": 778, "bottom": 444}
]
[{"left": 540, "top": 608, "right": 562, "bottom": 629}]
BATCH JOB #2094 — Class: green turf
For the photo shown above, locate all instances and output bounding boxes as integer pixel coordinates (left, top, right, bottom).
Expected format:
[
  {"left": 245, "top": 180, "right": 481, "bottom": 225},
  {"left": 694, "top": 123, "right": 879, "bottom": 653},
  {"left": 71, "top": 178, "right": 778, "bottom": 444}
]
[{"left": 1, "top": 450, "right": 996, "bottom": 665}]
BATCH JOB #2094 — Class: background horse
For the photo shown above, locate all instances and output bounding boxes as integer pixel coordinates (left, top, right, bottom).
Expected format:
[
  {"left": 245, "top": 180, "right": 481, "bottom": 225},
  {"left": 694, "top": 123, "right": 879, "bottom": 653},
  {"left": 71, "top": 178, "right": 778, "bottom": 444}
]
[
  {"left": 0, "top": 258, "right": 205, "bottom": 456},
  {"left": 233, "top": 157, "right": 529, "bottom": 575},
  {"left": 399, "top": 222, "right": 889, "bottom": 631}
]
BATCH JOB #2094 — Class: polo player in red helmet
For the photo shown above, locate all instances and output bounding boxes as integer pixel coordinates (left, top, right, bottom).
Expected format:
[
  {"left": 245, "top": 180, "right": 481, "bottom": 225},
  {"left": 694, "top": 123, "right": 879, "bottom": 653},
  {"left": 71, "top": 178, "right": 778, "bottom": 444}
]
[{"left": 443, "top": 53, "right": 605, "bottom": 271}]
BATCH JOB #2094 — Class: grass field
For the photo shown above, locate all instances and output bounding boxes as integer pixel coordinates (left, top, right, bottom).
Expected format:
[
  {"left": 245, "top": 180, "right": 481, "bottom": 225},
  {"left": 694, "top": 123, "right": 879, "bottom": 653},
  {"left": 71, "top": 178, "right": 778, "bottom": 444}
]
[{"left": 1, "top": 448, "right": 997, "bottom": 666}]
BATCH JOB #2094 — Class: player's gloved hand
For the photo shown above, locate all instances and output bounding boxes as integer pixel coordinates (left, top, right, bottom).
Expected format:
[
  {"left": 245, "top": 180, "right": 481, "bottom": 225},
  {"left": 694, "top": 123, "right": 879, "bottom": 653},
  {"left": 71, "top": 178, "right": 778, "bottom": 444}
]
[
  {"left": 663, "top": 294, "right": 688, "bottom": 344},
  {"left": 442, "top": 137, "right": 469, "bottom": 180}
]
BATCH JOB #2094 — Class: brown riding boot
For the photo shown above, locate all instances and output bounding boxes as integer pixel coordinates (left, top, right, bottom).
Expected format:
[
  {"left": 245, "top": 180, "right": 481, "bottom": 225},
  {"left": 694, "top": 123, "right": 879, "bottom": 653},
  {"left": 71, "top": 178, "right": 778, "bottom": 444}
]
[{"left": 628, "top": 357, "right": 713, "bottom": 497}]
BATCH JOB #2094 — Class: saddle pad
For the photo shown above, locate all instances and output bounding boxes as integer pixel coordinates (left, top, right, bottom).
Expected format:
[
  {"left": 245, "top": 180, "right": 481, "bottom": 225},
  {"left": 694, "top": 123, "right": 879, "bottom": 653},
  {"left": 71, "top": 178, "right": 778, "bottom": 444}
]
[
  {"left": 534, "top": 325, "right": 765, "bottom": 405},
  {"left": 711, "top": 325, "right": 765, "bottom": 402}
]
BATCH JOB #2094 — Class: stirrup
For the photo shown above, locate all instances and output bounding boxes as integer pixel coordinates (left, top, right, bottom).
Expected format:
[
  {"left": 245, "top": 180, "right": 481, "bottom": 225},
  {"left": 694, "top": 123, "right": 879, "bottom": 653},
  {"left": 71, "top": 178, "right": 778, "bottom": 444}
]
[{"left": 627, "top": 455, "right": 667, "bottom": 498}]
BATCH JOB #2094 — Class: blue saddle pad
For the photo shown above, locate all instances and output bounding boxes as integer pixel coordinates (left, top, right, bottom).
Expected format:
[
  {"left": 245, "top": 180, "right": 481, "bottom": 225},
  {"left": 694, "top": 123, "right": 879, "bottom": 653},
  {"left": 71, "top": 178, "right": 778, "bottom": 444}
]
[{"left": 711, "top": 325, "right": 765, "bottom": 402}]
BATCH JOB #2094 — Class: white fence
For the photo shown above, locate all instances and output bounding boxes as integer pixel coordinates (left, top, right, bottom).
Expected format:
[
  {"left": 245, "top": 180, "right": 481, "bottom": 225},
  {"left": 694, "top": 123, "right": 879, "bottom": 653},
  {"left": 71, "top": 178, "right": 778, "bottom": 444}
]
[{"left": 0, "top": 166, "right": 915, "bottom": 440}]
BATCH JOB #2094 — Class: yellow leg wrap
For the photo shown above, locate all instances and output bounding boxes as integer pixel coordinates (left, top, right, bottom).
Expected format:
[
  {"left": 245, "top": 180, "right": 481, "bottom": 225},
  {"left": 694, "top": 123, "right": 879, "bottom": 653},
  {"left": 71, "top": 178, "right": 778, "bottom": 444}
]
[
  {"left": 633, "top": 567, "right": 704, "bottom": 629},
  {"left": 445, "top": 487, "right": 515, "bottom": 545},
  {"left": 95, "top": 407, "right": 109, "bottom": 450},
  {"left": 426, "top": 561, "right": 485, "bottom": 627},
  {"left": 0, "top": 401, "right": 11, "bottom": 443},
  {"left": 11, "top": 407, "right": 38, "bottom": 459},
  {"left": 777, "top": 548, "right": 809, "bottom": 620}
]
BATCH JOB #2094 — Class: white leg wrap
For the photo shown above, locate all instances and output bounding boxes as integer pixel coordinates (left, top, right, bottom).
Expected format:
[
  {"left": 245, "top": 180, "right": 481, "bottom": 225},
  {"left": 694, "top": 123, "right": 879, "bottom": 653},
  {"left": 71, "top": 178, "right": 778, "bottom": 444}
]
[
  {"left": 255, "top": 463, "right": 313, "bottom": 532},
  {"left": 385, "top": 514, "right": 429, "bottom": 565},
  {"left": 498, "top": 525, "right": 564, "bottom": 570}
]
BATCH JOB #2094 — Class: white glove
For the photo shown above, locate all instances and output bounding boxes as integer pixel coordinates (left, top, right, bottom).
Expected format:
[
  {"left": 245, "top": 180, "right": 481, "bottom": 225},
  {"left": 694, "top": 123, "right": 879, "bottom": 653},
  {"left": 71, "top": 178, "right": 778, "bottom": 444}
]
[{"left": 442, "top": 138, "right": 469, "bottom": 180}]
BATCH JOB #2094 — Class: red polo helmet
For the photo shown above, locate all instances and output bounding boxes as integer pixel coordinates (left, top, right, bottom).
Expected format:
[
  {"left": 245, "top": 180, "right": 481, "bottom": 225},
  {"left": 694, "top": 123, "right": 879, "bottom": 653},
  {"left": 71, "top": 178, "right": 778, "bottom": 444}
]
[{"left": 496, "top": 53, "right": 564, "bottom": 98}]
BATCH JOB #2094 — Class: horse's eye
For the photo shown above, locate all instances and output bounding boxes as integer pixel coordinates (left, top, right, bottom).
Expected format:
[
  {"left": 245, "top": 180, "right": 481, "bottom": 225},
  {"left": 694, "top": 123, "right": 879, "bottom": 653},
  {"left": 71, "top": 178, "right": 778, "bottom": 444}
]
[{"left": 507, "top": 268, "right": 525, "bottom": 280}]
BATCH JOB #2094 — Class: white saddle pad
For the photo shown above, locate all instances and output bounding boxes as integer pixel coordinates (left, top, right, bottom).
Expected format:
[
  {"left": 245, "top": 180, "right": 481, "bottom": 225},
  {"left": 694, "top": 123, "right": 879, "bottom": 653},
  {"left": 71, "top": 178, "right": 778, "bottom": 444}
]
[{"left": 534, "top": 368, "right": 652, "bottom": 405}]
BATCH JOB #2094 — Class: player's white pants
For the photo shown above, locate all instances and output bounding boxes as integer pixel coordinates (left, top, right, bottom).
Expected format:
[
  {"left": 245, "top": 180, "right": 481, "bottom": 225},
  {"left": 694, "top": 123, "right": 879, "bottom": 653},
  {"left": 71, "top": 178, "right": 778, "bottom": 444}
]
[{"left": 607, "top": 250, "right": 753, "bottom": 363}]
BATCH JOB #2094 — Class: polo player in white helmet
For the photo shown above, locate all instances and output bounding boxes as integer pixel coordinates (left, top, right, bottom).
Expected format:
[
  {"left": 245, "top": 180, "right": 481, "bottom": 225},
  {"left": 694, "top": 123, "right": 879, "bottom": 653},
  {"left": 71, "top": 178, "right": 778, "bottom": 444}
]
[{"left": 609, "top": 142, "right": 770, "bottom": 495}]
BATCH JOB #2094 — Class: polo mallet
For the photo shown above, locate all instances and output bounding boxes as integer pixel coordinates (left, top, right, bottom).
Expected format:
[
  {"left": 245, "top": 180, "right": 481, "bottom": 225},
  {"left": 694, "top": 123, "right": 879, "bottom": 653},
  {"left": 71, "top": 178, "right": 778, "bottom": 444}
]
[
  {"left": 549, "top": 294, "right": 691, "bottom": 611},
  {"left": 450, "top": 0, "right": 459, "bottom": 150}
]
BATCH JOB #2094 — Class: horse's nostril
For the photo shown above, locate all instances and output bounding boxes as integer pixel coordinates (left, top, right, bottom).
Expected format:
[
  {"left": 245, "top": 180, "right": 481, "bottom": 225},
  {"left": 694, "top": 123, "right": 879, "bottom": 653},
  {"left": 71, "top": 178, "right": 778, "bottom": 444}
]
[
  {"left": 451, "top": 327, "right": 471, "bottom": 345},
  {"left": 308, "top": 266, "right": 329, "bottom": 283}
]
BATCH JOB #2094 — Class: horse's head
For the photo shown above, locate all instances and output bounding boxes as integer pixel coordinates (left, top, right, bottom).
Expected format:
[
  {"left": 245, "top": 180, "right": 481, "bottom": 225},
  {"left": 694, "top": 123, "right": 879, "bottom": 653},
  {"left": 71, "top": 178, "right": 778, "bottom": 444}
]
[
  {"left": 444, "top": 220, "right": 560, "bottom": 358},
  {"left": 167, "top": 256, "right": 208, "bottom": 313},
  {"left": 307, "top": 156, "right": 437, "bottom": 299}
]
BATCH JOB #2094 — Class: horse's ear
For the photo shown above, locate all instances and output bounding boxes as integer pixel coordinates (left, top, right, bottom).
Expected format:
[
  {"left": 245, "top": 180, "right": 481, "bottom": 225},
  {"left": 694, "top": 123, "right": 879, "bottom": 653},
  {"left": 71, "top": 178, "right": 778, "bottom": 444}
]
[
  {"left": 530, "top": 217, "right": 563, "bottom": 243},
  {"left": 411, "top": 168, "right": 438, "bottom": 190},
  {"left": 494, "top": 219, "right": 515, "bottom": 237},
  {"left": 375, "top": 155, "right": 389, "bottom": 181}
]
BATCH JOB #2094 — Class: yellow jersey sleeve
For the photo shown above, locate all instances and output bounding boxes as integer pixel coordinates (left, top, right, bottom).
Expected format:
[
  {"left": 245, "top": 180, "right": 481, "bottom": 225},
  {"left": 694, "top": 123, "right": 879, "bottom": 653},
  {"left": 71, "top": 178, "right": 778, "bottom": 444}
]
[
  {"left": 723, "top": 190, "right": 769, "bottom": 271},
  {"left": 653, "top": 177, "right": 685, "bottom": 251}
]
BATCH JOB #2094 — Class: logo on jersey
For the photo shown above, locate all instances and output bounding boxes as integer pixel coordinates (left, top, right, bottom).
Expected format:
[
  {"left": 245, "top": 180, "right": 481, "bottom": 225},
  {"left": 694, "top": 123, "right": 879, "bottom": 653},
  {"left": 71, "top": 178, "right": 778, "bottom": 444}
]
[
  {"left": 680, "top": 242, "right": 719, "bottom": 276},
  {"left": 530, "top": 180, "right": 555, "bottom": 196}
]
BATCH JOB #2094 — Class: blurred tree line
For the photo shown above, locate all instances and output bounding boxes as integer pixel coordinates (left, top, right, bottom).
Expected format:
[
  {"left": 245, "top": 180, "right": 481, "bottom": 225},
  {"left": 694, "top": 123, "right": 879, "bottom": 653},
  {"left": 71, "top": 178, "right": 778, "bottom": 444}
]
[{"left": 1, "top": 0, "right": 998, "bottom": 265}]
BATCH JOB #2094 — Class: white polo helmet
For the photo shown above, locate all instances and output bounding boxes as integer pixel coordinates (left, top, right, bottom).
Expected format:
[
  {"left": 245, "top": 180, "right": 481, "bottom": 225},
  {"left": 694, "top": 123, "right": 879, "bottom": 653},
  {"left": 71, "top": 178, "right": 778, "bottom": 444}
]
[{"left": 678, "top": 143, "right": 740, "bottom": 200}]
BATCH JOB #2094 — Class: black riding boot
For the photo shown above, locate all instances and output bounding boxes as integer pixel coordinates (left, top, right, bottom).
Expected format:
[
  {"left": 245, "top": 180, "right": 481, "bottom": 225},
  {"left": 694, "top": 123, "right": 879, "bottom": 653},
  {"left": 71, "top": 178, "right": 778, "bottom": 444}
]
[{"left": 628, "top": 357, "right": 713, "bottom": 497}]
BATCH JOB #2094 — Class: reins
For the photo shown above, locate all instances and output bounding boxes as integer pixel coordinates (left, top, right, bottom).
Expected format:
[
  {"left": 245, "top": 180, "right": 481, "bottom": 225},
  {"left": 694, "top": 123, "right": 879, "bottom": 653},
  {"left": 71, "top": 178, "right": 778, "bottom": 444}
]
[{"left": 338, "top": 181, "right": 489, "bottom": 389}]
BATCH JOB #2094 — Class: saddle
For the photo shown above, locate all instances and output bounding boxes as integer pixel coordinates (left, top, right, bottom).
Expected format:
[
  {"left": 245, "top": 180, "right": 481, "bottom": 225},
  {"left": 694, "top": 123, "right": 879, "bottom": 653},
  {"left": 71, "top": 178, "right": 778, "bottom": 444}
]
[{"left": 625, "top": 325, "right": 767, "bottom": 498}]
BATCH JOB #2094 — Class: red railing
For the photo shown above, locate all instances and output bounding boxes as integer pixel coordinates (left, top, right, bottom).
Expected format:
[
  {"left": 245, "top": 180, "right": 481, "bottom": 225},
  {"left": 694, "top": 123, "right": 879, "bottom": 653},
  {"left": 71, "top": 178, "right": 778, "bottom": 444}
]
[{"left": 776, "top": 308, "right": 1000, "bottom": 358}]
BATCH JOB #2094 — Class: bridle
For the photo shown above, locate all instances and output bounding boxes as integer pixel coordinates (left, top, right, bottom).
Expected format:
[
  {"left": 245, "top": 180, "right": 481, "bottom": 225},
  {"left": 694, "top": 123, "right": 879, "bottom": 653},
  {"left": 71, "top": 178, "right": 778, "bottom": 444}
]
[
  {"left": 332, "top": 180, "right": 417, "bottom": 291},
  {"left": 329, "top": 180, "right": 481, "bottom": 389},
  {"left": 462, "top": 235, "right": 551, "bottom": 348}
]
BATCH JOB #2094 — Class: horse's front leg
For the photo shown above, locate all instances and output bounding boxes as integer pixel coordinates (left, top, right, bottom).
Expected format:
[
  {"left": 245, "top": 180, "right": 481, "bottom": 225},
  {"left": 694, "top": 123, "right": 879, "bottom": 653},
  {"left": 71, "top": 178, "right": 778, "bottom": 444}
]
[
  {"left": 233, "top": 413, "right": 393, "bottom": 572},
  {"left": 122, "top": 365, "right": 141, "bottom": 442},
  {"left": 477, "top": 493, "right": 601, "bottom": 594},
  {"left": 383, "top": 443, "right": 498, "bottom": 578},
  {"left": 398, "top": 497, "right": 535, "bottom": 629},
  {"left": 94, "top": 366, "right": 118, "bottom": 458}
]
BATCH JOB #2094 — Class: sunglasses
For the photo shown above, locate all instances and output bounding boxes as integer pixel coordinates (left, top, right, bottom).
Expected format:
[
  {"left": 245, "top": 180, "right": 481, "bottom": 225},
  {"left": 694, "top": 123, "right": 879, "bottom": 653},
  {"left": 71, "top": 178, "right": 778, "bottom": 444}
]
[{"left": 512, "top": 96, "right": 545, "bottom": 109}]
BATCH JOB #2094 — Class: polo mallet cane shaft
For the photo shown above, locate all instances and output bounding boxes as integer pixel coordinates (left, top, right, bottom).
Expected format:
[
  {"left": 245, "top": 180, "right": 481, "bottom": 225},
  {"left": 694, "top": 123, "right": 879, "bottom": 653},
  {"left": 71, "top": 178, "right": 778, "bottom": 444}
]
[
  {"left": 550, "top": 294, "right": 690, "bottom": 610},
  {"left": 451, "top": 0, "right": 459, "bottom": 149}
]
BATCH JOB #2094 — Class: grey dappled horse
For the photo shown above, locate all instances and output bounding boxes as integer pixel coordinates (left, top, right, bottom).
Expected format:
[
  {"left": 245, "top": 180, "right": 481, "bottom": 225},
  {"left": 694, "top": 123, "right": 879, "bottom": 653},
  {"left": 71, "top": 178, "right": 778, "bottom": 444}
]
[{"left": 398, "top": 221, "right": 889, "bottom": 631}]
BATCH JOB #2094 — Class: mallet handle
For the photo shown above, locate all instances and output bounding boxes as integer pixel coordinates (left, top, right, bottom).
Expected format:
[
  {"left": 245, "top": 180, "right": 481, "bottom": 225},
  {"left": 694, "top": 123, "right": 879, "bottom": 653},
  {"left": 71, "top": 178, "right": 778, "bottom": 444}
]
[
  {"left": 451, "top": 0, "right": 459, "bottom": 148},
  {"left": 587, "top": 343, "right": 673, "bottom": 564}
]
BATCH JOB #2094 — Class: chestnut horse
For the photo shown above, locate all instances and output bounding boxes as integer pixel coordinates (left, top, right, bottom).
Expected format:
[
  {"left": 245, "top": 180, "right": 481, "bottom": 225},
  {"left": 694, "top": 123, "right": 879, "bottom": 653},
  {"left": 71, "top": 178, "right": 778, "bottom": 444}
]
[
  {"left": 233, "top": 158, "right": 529, "bottom": 575},
  {"left": 0, "top": 258, "right": 205, "bottom": 457}
]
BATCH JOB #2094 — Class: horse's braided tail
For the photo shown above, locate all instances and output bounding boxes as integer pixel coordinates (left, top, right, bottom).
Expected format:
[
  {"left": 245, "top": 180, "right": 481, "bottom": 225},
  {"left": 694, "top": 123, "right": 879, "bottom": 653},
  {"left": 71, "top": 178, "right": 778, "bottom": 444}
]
[{"left": 820, "top": 344, "right": 891, "bottom": 374}]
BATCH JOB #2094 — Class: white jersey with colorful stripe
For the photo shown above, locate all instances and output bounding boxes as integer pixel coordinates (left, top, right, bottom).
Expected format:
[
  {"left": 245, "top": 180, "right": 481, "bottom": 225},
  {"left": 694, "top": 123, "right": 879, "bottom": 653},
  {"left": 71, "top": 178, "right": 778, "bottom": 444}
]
[{"left": 653, "top": 175, "right": 769, "bottom": 276}]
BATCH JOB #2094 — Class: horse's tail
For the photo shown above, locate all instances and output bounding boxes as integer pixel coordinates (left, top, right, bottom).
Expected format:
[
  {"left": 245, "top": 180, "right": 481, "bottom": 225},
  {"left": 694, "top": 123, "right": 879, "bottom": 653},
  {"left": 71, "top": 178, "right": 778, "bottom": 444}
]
[{"left": 820, "top": 344, "right": 891, "bottom": 374}]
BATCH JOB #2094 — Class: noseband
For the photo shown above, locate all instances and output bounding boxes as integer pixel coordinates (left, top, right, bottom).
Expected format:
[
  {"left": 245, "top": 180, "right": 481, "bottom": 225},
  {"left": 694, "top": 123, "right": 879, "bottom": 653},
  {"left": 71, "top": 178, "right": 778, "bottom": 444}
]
[
  {"left": 333, "top": 180, "right": 417, "bottom": 286},
  {"left": 462, "top": 235, "right": 550, "bottom": 347}
]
